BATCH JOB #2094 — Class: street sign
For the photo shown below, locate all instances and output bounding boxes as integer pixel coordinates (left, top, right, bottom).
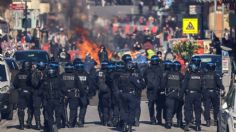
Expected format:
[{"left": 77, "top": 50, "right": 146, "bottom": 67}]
[
  {"left": 22, "top": 18, "right": 31, "bottom": 28},
  {"left": 9, "top": 3, "right": 25, "bottom": 10},
  {"left": 189, "top": 5, "right": 201, "bottom": 15},
  {"left": 182, "top": 18, "right": 198, "bottom": 34}
]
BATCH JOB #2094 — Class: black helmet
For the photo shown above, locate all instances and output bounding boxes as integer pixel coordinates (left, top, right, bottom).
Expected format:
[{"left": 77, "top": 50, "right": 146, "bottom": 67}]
[
  {"left": 150, "top": 55, "right": 160, "bottom": 65},
  {"left": 115, "top": 61, "right": 125, "bottom": 71},
  {"left": 64, "top": 62, "right": 74, "bottom": 73},
  {"left": 101, "top": 61, "right": 109, "bottom": 70},
  {"left": 191, "top": 56, "right": 201, "bottom": 67},
  {"left": 74, "top": 61, "right": 84, "bottom": 72},
  {"left": 173, "top": 61, "right": 181, "bottom": 71},
  {"left": 107, "top": 62, "right": 116, "bottom": 72},
  {"left": 122, "top": 54, "right": 132, "bottom": 63},
  {"left": 73, "top": 58, "right": 82, "bottom": 65},
  {"left": 164, "top": 60, "right": 172, "bottom": 71},
  {"left": 206, "top": 62, "right": 216, "bottom": 72},
  {"left": 49, "top": 62, "right": 59, "bottom": 70},
  {"left": 22, "top": 61, "right": 32, "bottom": 71},
  {"left": 189, "top": 63, "right": 198, "bottom": 73},
  {"left": 47, "top": 68, "right": 57, "bottom": 78},
  {"left": 37, "top": 61, "right": 47, "bottom": 71}
]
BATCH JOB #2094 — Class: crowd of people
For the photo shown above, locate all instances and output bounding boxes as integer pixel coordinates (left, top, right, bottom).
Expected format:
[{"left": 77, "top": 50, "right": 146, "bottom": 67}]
[{"left": 13, "top": 50, "right": 225, "bottom": 132}]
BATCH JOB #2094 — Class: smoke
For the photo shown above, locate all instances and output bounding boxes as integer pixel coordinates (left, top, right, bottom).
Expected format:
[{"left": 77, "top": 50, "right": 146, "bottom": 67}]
[
  {"left": 58, "top": 0, "right": 115, "bottom": 51},
  {"left": 60, "top": 0, "right": 87, "bottom": 30}
]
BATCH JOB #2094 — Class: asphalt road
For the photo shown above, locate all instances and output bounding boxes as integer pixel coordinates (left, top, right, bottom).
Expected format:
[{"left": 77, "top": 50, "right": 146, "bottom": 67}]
[{"left": 0, "top": 100, "right": 217, "bottom": 132}]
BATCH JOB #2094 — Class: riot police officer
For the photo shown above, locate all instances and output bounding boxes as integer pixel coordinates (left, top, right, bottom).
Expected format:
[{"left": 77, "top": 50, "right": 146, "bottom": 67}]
[
  {"left": 42, "top": 68, "right": 65, "bottom": 132},
  {"left": 114, "top": 62, "right": 145, "bottom": 132},
  {"left": 173, "top": 61, "right": 184, "bottom": 128},
  {"left": 31, "top": 61, "right": 47, "bottom": 130},
  {"left": 61, "top": 63, "right": 82, "bottom": 128},
  {"left": 163, "top": 61, "right": 184, "bottom": 129},
  {"left": 111, "top": 61, "right": 126, "bottom": 128},
  {"left": 43, "top": 61, "right": 60, "bottom": 131},
  {"left": 144, "top": 55, "right": 163, "bottom": 125},
  {"left": 202, "top": 62, "right": 224, "bottom": 127},
  {"left": 97, "top": 61, "right": 112, "bottom": 126},
  {"left": 13, "top": 61, "right": 33, "bottom": 130},
  {"left": 131, "top": 63, "right": 144, "bottom": 127},
  {"left": 74, "top": 61, "right": 92, "bottom": 127},
  {"left": 181, "top": 63, "right": 203, "bottom": 131}
]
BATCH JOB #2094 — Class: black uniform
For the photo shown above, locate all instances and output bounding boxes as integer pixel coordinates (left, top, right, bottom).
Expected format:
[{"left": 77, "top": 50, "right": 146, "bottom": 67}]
[
  {"left": 114, "top": 68, "right": 145, "bottom": 131},
  {"left": 202, "top": 71, "right": 224, "bottom": 125},
  {"left": 77, "top": 70, "right": 92, "bottom": 126},
  {"left": 131, "top": 67, "right": 145, "bottom": 126},
  {"left": 108, "top": 69, "right": 122, "bottom": 127},
  {"left": 31, "top": 68, "right": 46, "bottom": 129},
  {"left": 97, "top": 71, "right": 112, "bottom": 126},
  {"left": 181, "top": 71, "right": 203, "bottom": 130},
  {"left": 13, "top": 69, "right": 33, "bottom": 129},
  {"left": 42, "top": 75, "right": 65, "bottom": 131},
  {"left": 144, "top": 65, "right": 163, "bottom": 124},
  {"left": 163, "top": 71, "right": 184, "bottom": 128},
  {"left": 60, "top": 72, "right": 82, "bottom": 127}
]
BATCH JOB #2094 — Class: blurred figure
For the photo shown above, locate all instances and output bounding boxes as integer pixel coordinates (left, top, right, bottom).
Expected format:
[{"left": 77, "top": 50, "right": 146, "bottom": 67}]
[
  {"left": 138, "top": 0, "right": 144, "bottom": 15},
  {"left": 98, "top": 45, "right": 109, "bottom": 63}
]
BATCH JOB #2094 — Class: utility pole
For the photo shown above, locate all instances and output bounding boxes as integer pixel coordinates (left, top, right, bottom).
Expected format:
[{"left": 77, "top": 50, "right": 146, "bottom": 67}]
[{"left": 24, "top": 0, "right": 28, "bottom": 36}]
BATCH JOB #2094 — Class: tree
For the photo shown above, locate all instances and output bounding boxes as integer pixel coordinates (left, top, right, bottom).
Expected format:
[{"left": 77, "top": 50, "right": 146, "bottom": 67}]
[{"left": 173, "top": 39, "right": 201, "bottom": 62}]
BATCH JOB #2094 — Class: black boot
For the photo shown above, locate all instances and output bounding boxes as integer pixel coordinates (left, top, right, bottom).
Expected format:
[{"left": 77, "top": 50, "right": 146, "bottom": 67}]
[
  {"left": 157, "top": 119, "right": 162, "bottom": 125},
  {"left": 78, "top": 120, "right": 84, "bottom": 127},
  {"left": 196, "top": 125, "right": 201, "bottom": 131},
  {"left": 19, "top": 120, "right": 24, "bottom": 130},
  {"left": 68, "top": 121, "right": 74, "bottom": 128},
  {"left": 165, "top": 122, "right": 172, "bottom": 129},
  {"left": 113, "top": 118, "right": 119, "bottom": 127},
  {"left": 176, "top": 120, "right": 183, "bottom": 128},
  {"left": 184, "top": 123, "right": 190, "bottom": 131},
  {"left": 26, "top": 115, "right": 33, "bottom": 129},
  {"left": 18, "top": 109, "right": 25, "bottom": 130},
  {"left": 150, "top": 118, "right": 156, "bottom": 125},
  {"left": 107, "top": 120, "right": 113, "bottom": 127},
  {"left": 122, "top": 123, "right": 128, "bottom": 132},
  {"left": 35, "top": 120, "right": 42, "bottom": 130},
  {"left": 206, "top": 120, "right": 210, "bottom": 127},
  {"left": 214, "top": 120, "right": 218, "bottom": 126},
  {"left": 128, "top": 125, "right": 132, "bottom": 132},
  {"left": 134, "top": 118, "right": 140, "bottom": 127}
]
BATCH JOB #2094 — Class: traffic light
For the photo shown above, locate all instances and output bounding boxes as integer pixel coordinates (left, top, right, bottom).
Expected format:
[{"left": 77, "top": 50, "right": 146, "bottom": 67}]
[{"left": 22, "top": 18, "right": 31, "bottom": 28}]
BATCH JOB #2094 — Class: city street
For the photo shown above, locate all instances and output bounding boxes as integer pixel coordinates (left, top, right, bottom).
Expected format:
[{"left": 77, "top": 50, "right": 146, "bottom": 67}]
[
  {"left": 0, "top": 0, "right": 236, "bottom": 132},
  {"left": 0, "top": 101, "right": 216, "bottom": 132}
]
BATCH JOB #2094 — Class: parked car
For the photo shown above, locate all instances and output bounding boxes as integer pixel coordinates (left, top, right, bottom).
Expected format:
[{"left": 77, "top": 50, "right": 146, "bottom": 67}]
[
  {"left": 0, "top": 55, "right": 14, "bottom": 121},
  {"left": 218, "top": 84, "right": 236, "bottom": 132},
  {"left": 13, "top": 50, "right": 50, "bottom": 65}
]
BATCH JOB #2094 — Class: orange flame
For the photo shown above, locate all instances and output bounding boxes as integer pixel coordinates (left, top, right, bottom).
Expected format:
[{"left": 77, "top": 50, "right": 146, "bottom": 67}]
[{"left": 75, "top": 28, "right": 112, "bottom": 64}]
